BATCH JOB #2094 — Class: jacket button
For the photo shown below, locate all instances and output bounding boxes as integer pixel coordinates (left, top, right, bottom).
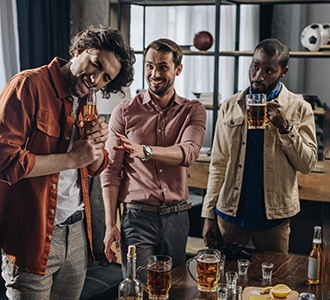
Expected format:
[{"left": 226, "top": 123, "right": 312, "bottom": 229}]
[
  {"left": 47, "top": 235, "right": 52, "bottom": 241},
  {"left": 49, "top": 209, "right": 55, "bottom": 215},
  {"left": 51, "top": 184, "right": 57, "bottom": 189}
]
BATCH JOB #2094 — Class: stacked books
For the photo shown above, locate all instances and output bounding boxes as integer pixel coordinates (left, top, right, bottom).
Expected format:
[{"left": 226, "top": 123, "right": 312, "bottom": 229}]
[{"left": 192, "top": 92, "right": 221, "bottom": 106}]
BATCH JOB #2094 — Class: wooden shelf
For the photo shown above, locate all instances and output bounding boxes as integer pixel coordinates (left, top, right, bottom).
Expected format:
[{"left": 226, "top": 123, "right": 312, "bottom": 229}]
[
  {"left": 220, "top": 50, "right": 330, "bottom": 58},
  {"left": 130, "top": 49, "right": 330, "bottom": 58},
  {"left": 119, "top": 0, "right": 233, "bottom": 5},
  {"left": 227, "top": 0, "right": 330, "bottom": 3},
  {"left": 134, "top": 49, "right": 218, "bottom": 56}
]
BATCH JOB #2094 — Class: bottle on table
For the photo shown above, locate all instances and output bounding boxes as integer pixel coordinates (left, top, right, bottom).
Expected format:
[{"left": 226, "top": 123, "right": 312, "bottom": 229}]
[
  {"left": 307, "top": 225, "right": 323, "bottom": 284},
  {"left": 82, "top": 86, "right": 97, "bottom": 139},
  {"left": 118, "top": 245, "right": 143, "bottom": 300}
]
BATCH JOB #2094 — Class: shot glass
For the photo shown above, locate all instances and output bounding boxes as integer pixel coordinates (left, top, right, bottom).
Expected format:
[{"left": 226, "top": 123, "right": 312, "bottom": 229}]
[
  {"left": 217, "top": 283, "right": 228, "bottom": 300},
  {"left": 227, "top": 285, "right": 243, "bottom": 300},
  {"left": 225, "top": 271, "right": 238, "bottom": 289},
  {"left": 220, "top": 254, "right": 226, "bottom": 271},
  {"left": 261, "top": 262, "right": 274, "bottom": 280},
  {"left": 237, "top": 258, "right": 250, "bottom": 276}
]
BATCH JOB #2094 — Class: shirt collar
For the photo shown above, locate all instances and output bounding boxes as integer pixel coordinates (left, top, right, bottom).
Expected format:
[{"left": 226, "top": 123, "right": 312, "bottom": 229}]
[
  {"left": 142, "top": 89, "right": 184, "bottom": 107},
  {"left": 248, "top": 83, "right": 283, "bottom": 101}
]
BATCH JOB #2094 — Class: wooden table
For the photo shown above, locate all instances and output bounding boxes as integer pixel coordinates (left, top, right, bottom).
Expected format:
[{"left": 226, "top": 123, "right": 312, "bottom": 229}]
[{"left": 169, "top": 251, "right": 328, "bottom": 300}]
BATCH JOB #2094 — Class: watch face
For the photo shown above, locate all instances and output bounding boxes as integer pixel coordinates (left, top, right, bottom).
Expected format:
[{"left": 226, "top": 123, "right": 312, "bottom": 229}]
[
  {"left": 144, "top": 146, "right": 152, "bottom": 155},
  {"left": 141, "top": 145, "right": 152, "bottom": 161}
]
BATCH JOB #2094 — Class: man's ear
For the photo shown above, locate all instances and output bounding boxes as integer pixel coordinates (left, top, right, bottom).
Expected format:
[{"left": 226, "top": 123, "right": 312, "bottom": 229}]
[
  {"left": 176, "top": 64, "right": 183, "bottom": 76},
  {"left": 281, "top": 66, "right": 289, "bottom": 77}
]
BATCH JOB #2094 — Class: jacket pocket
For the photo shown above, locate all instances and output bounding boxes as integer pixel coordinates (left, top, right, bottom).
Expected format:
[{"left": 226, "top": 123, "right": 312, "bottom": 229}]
[
  {"left": 223, "top": 116, "right": 245, "bottom": 128},
  {"left": 36, "top": 112, "right": 60, "bottom": 138},
  {"left": 27, "top": 110, "right": 61, "bottom": 154}
]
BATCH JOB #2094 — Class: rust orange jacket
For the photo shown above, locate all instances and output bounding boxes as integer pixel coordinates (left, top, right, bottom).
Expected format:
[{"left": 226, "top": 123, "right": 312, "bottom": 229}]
[{"left": 0, "top": 57, "right": 108, "bottom": 274}]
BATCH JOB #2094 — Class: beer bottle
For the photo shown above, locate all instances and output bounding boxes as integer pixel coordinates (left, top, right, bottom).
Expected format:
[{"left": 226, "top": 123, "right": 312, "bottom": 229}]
[
  {"left": 307, "top": 226, "right": 323, "bottom": 284},
  {"left": 118, "top": 245, "right": 143, "bottom": 300},
  {"left": 82, "top": 87, "right": 97, "bottom": 138}
]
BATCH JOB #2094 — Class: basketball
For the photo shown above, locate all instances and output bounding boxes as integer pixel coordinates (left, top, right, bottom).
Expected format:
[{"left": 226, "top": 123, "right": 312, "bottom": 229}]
[{"left": 193, "top": 31, "right": 213, "bottom": 51}]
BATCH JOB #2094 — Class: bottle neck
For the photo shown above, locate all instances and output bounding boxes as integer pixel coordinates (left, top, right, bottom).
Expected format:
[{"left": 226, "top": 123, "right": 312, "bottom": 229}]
[
  {"left": 127, "top": 257, "right": 137, "bottom": 279},
  {"left": 312, "top": 241, "right": 322, "bottom": 250}
]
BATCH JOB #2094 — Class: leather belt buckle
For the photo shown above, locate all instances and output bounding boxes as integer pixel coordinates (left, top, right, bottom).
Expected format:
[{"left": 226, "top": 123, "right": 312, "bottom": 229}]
[
  {"left": 124, "top": 201, "right": 192, "bottom": 215},
  {"left": 61, "top": 210, "right": 83, "bottom": 225}
]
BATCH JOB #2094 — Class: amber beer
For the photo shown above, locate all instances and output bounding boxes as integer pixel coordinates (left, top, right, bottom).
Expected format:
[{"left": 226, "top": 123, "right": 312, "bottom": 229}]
[
  {"left": 82, "top": 87, "right": 97, "bottom": 138},
  {"left": 147, "top": 262, "right": 172, "bottom": 300},
  {"left": 246, "top": 94, "right": 267, "bottom": 129},
  {"left": 196, "top": 253, "right": 220, "bottom": 292},
  {"left": 186, "top": 248, "right": 221, "bottom": 293}
]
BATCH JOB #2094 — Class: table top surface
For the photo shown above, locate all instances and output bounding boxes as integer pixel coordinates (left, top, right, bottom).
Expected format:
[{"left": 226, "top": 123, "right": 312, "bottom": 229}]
[{"left": 168, "top": 250, "right": 328, "bottom": 300}]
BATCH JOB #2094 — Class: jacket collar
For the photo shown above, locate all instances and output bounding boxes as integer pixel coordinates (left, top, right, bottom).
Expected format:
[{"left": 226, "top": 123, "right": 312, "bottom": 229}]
[
  {"left": 237, "top": 83, "right": 290, "bottom": 108},
  {"left": 48, "top": 57, "right": 72, "bottom": 99}
]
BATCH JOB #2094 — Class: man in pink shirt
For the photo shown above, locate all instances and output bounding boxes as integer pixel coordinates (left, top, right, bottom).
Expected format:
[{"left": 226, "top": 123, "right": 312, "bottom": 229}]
[{"left": 100, "top": 38, "right": 206, "bottom": 277}]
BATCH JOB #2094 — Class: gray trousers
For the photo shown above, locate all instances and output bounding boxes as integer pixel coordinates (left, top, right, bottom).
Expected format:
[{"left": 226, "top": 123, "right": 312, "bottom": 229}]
[
  {"left": 1, "top": 219, "right": 87, "bottom": 300},
  {"left": 120, "top": 207, "right": 190, "bottom": 280}
]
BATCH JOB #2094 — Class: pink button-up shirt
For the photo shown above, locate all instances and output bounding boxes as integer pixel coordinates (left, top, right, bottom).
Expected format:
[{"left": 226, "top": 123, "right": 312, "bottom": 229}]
[{"left": 100, "top": 90, "right": 206, "bottom": 206}]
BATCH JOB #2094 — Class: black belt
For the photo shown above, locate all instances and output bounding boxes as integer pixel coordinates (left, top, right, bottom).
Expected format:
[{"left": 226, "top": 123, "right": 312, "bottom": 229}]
[
  {"left": 124, "top": 201, "right": 192, "bottom": 215},
  {"left": 60, "top": 210, "right": 83, "bottom": 225}
]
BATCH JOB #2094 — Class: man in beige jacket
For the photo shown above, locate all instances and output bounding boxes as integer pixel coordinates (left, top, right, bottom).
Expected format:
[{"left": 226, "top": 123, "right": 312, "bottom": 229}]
[{"left": 201, "top": 38, "right": 317, "bottom": 254}]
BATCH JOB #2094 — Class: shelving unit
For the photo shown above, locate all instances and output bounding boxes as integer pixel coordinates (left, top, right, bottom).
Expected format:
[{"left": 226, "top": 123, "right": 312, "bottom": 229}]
[
  {"left": 117, "top": 0, "right": 232, "bottom": 137},
  {"left": 117, "top": 0, "right": 330, "bottom": 138}
]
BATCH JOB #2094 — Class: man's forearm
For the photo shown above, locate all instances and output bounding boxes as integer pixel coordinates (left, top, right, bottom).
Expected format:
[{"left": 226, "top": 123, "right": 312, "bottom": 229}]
[{"left": 102, "top": 185, "right": 120, "bottom": 227}]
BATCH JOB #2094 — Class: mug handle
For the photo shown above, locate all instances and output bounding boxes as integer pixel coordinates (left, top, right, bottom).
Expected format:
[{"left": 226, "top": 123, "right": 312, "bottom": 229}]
[
  {"left": 136, "top": 265, "right": 149, "bottom": 295},
  {"left": 185, "top": 257, "right": 198, "bottom": 284}
]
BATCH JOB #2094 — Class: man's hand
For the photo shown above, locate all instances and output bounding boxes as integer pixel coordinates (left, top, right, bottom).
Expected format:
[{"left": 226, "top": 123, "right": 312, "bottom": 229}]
[
  {"left": 202, "top": 218, "right": 218, "bottom": 248},
  {"left": 81, "top": 116, "right": 109, "bottom": 144},
  {"left": 103, "top": 225, "right": 121, "bottom": 263},
  {"left": 113, "top": 132, "right": 145, "bottom": 159},
  {"left": 267, "top": 101, "right": 290, "bottom": 132}
]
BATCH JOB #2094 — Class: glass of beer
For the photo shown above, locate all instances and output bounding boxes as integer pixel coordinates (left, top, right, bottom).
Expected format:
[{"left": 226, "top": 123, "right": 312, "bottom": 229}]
[
  {"left": 186, "top": 248, "right": 221, "bottom": 292},
  {"left": 246, "top": 93, "right": 267, "bottom": 129},
  {"left": 137, "top": 255, "right": 172, "bottom": 300}
]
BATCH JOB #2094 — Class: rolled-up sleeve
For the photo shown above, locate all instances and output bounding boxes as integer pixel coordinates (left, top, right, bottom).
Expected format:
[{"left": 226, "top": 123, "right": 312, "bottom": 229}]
[{"left": 178, "top": 102, "right": 206, "bottom": 167}]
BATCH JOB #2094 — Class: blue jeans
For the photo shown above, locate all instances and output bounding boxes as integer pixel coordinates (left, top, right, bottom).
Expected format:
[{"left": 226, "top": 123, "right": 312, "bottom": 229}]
[
  {"left": 1, "top": 219, "right": 87, "bottom": 300},
  {"left": 120, "top": 208, "right": 190, "bottom": 280}
]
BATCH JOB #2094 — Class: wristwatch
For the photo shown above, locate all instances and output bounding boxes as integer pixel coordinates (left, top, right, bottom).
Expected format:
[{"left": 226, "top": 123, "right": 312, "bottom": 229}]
[
  {"left": 280, "top": 123, "right": 293, "bottom": 134},
  {"left": 141, "top": 145, "right": 152, "bottom": 161}
]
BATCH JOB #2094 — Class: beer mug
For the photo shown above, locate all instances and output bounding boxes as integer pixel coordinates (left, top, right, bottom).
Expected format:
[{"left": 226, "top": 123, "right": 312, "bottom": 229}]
[
  {"left": 137, "top": 255, "right": 172, "bottom": 300},
  {"left": 246, "top": 94, "right": 267, "bottom": 129},
  {"left": 186, "top": 248, "right": 221, "bottom": 292}
]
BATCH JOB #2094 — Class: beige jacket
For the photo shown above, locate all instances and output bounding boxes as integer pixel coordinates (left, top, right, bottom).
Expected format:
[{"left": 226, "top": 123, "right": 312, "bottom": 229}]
[{"left": 201, "top": 84, "right": 317, "bottom": 220}]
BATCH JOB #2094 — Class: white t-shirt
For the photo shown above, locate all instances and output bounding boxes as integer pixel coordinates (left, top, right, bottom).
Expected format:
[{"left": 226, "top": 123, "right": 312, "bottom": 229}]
[{"left": 55, "top": 96, "right": 84, "bottom": 224}]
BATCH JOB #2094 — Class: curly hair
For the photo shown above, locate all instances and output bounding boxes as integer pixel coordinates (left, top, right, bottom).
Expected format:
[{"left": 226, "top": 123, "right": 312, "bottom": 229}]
[{"left": 69, "top": 25, "right": 136, "bottom": 98}]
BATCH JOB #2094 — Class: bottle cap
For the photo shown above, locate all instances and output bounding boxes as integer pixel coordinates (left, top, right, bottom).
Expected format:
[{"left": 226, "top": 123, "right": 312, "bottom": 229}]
[{"left": 127, "top": 245, "right": 136, "bottom": 259}]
